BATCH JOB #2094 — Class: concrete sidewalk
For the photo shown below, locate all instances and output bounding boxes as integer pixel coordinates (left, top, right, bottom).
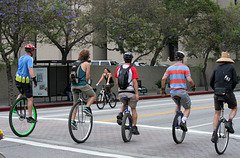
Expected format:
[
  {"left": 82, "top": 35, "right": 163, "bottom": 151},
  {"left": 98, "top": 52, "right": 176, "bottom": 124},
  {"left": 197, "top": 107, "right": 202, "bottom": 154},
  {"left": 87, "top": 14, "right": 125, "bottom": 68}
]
[{"left": 0, "top": 87, "right": 214, "bottom": 112}]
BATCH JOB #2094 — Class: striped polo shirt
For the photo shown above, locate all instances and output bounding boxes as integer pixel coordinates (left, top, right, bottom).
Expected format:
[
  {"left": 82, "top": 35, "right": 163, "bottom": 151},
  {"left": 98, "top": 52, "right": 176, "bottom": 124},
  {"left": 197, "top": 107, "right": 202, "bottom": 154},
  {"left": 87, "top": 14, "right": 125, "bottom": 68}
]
[{"left": 164, "top": 63, "right": 191, "bottom": 93}]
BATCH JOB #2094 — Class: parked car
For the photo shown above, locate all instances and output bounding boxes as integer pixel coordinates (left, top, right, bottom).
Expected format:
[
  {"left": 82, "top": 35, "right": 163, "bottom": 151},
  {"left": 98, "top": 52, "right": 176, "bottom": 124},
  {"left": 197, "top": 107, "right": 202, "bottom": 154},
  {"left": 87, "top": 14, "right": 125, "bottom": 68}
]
[
  {"left": 134, "top": 62, "right": 147, "bottom": 66},
  {"left": 154, "top": 64, "right": 170, "bottom": 67},
  {"left": 90, "top": 60, "right": 111, "bottom": 66},
  {"left": 110, "top": 61, "right": 119, "bottom": 65}
]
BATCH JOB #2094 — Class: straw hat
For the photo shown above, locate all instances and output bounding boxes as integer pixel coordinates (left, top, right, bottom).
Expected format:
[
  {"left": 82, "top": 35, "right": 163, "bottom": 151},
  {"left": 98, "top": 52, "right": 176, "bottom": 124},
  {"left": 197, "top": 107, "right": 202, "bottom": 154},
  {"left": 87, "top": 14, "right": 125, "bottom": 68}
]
[{"left": 216, "top": 52, "right": 234, "bottom": 63}]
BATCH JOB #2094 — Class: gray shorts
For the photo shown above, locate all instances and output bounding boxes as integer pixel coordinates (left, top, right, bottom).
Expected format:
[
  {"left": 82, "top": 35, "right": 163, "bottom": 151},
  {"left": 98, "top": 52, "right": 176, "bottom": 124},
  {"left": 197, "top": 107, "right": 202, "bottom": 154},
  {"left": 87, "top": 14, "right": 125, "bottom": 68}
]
[
  {"left": 171, "top": 90, "right": 191, "bottom": 109},
  {"left": 71, "top": 84, "right": 96, "bottom": 103},
  {"left": 118, "top": 92, "right": 137, "bottom": 108}
]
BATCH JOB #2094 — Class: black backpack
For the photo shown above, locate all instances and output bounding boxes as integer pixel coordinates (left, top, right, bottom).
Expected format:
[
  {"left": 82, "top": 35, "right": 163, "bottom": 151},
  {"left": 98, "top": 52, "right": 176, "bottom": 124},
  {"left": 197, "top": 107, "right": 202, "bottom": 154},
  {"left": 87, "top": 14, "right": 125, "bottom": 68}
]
[
  {"left": 70, "top": 61, "right": 85, "bottom": 85},
  {"left": 118, "top": 65, "right": 132, "bottom": 89}
]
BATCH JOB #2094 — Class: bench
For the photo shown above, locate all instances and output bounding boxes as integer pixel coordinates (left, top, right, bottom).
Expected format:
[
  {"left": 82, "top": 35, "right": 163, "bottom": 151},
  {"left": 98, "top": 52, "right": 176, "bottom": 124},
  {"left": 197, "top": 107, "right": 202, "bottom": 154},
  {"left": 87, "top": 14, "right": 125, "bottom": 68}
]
[{"left": 137, "top": 80, "right": 148, "bottom": 95}]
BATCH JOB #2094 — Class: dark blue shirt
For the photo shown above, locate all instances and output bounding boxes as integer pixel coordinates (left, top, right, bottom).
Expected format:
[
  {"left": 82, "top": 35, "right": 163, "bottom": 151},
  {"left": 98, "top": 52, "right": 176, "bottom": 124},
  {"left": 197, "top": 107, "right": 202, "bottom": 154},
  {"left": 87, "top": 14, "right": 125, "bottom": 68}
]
[{"left": 210, "top": 63, "right": 238, "bottom": 92}]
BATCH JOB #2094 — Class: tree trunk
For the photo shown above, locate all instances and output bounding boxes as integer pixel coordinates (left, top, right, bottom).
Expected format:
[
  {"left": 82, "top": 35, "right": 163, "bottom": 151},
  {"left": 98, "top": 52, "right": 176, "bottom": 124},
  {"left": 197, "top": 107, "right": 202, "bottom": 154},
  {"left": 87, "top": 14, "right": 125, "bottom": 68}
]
[
  {"left": 61, "top": 50, "right": 69, "bottom": 64},
  {"left": 202, "top": 47, "right": 211, "bottom": 91},
  {"left": 6, "top": 62, "right": 14, "bottom": 106},
  {"left": 150, "top": 47, "right": 162, "bottom": 66}
]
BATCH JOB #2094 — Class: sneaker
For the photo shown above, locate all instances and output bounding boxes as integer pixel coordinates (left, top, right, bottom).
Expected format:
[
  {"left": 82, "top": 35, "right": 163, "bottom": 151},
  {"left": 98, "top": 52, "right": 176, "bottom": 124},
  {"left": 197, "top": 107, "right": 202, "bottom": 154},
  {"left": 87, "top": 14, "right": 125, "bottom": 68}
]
[
  {"left": 26, "top": 117, "right": 37, "bottom": 123},
  {"left": 132, "top": 126, "right": 140, "bottom": 135},
  {"left": 225, "top": 121, "right": 234, "bottom": 133},
  {"left": 116, "top": 112, "right": 123, "bottom": 125},
  {"left": 83, "top": 107, "right": 92, "bottom": 116},
  {"left": 211, "top": 133, "right": 217, "bottom": 143},
  {"left": 71, "top": 120, "right": 77, "bottom": 130},
  {"left": 180, "top": 122, "right": 188, "bottom": 132}
]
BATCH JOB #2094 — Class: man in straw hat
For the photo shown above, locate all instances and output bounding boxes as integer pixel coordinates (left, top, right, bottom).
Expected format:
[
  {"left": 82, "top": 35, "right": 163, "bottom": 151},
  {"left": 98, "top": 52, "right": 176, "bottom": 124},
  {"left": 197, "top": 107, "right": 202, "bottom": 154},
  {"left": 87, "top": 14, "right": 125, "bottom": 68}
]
[{"left": 210, "top": 52, "right": 238, "bottom": 143}]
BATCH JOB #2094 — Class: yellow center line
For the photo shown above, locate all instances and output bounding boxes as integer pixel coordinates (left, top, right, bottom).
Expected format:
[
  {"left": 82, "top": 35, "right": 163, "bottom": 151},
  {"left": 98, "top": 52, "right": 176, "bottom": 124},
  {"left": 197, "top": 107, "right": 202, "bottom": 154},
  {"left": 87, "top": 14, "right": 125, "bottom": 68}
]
[{"left": 96, "top": 103, "right": 235, "bottom": 122}]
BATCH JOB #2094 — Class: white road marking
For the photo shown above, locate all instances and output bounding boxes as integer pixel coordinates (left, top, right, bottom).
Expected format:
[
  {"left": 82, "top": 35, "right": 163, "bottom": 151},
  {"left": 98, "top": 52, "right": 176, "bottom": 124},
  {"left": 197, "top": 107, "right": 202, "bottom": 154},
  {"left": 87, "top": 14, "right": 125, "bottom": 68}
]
[
  {"left": 95, "top": 121, "right": 240, "bottom": 139},
  {"left": 3, "top": 137, "right": 134, "bottom": 158},
  {"left": 30, "top": 98, "right": 215, "bottom": 118},
  {"left": 188, "top": 117, "right": 240, "bottom": 128}
]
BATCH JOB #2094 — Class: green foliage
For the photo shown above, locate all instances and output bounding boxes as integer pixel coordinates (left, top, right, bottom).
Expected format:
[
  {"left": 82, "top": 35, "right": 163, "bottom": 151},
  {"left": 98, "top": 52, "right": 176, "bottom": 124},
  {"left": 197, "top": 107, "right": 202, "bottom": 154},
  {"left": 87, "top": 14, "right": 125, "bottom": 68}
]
[
  {"left": 183, "top": 2, "right": 240, "bottom": 59},
  {"left": 33, "top": 0, "right": 94, "bottom": 61},
  {"left": 94, "top": 0, "right": 223, "bottom": 65}
]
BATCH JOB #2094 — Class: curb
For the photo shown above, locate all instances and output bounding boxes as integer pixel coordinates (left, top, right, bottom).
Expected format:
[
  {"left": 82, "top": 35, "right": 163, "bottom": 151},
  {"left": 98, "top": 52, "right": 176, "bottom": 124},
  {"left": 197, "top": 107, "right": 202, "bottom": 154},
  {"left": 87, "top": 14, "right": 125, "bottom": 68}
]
[{"left": 0, "top": 91, "right": 214, "bottom": 112}]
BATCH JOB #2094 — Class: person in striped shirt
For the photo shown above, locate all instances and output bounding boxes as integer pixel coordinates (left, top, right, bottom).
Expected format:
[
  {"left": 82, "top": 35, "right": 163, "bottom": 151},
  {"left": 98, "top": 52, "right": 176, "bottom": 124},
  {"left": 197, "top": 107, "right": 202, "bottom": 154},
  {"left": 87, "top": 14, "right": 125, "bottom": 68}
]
[{"left": 161, "top": 51, "right": 196, "bottom": 132}]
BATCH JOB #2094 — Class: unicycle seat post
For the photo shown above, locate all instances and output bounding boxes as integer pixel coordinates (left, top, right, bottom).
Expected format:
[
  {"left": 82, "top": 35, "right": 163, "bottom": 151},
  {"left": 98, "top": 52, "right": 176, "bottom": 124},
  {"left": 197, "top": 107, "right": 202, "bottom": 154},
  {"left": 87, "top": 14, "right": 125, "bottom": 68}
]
[{"left": 122, "top": 97, "right": 130, "bottom": 113}]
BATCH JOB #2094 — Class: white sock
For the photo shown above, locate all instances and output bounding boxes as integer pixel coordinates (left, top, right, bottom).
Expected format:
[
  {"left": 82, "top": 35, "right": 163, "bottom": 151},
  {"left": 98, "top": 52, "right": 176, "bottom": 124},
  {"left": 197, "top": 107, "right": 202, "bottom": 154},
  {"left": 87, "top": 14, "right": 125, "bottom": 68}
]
[{"left": 182, "top": 116, "right": 187, "bottom": 123}]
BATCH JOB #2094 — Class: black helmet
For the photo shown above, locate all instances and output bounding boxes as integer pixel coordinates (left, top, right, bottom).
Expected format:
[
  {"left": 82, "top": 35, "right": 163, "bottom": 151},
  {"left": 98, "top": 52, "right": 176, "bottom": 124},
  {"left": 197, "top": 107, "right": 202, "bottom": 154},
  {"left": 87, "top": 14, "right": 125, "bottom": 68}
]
[
  {"left": 123, "top": 52, "right": 133, "bottom": 63},
  {"left": 175, "top": 51, "right": 185, "bottom": 61}
]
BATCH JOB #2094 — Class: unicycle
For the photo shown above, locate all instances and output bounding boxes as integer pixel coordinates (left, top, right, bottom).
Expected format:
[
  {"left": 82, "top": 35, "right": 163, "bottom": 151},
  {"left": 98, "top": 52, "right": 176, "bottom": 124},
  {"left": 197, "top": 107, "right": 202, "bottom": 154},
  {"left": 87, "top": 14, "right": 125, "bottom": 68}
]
[
  {"left": 68, "top": 89, "right": 93, "bottom": 143},
  {"left": 172, "top": 96, "right": 186, "bottom": 144},
  {"left": 121, "top": 97, "right": 133, "bottom": 142},
  {"left": 9, "top": 96, "right": 37, "bottom": 137},
  {"left": 214, "top": 97, "right": 229, "bottom": 155}
]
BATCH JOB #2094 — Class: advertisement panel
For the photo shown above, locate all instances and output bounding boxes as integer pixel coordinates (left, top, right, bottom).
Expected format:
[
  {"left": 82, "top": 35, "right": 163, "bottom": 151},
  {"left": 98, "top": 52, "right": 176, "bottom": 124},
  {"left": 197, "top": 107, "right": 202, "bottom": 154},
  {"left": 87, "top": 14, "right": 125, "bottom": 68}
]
[{"left": 33, "top": 67, "right": 48, "bottom": 96}]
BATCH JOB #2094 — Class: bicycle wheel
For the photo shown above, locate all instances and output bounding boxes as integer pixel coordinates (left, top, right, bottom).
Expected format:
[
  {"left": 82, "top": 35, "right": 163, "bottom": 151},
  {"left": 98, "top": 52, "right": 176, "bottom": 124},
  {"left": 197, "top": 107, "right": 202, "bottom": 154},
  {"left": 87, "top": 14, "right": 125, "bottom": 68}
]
[
  {"left": 109, "top": 92, "right": 117, "bottom": 108},
  {"left": 0, "top": 152, "right": 6, "bottom": 158},
  {"left": 172, "top": 112, "right": 186, "bottom": 144},
  {"left": 96, "top": 93, "right": 105, "bottom": 110},
  {"left": 215, "top": 119, "right": 229, "bottom": 155},
  {"left": 9, "top": 97, "right": 37, "bottom": 137},
  {"left": 121, "top": 112, "right": 132, "bottom": 142},
  {"left": 68, "top": 100, "right": 93, "bottom": 143}
]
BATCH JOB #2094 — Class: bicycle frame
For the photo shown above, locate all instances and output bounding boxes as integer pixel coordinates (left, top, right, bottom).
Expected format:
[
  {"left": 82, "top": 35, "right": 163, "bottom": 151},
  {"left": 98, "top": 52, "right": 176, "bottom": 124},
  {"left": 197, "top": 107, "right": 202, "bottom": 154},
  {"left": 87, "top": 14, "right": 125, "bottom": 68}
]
[
  {"left": 99, "top": 85, "right": 110, "bottom": 102},
  {"left": 124, "top": 105, "right": 130, "bottom": 114}
]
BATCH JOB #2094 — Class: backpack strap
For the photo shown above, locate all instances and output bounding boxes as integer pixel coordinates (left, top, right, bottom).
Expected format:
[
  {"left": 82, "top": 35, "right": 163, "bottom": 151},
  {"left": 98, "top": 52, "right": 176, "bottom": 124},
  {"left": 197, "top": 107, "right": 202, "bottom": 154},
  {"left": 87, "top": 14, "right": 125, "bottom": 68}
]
[{"left": 127, "top": 64, "right": 133, "bottom": 87}]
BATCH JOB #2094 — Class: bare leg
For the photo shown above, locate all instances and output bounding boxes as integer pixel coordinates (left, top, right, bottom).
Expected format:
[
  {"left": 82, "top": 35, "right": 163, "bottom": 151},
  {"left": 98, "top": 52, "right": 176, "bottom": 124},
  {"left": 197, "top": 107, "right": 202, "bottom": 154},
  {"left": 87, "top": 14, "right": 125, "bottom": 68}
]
[
  {"left": 229, "top": 106, "right": 237, "bottom": 119},
  {"left": 27, "top": 97, "right": 34, "bottom": 117},
  {"left": 71, "top": 106, "right": 78, "bottom": 121},
  {"left": 71, "top": 91, "right": 79, "bottom": 120},
  {"left": 16, "top": 94, "right": 22, "bottom": 100},
  {"left": 183, "top": 108, "right": 190, "bottom": 118},
  {"left": 213, "top": 110, "right": 221, "bottom": 130},
  {"left": 131, "top": 108, "right": 138, "bottom": 126},
  {"left": 86, "top": 95, "right": 96, "bottom": 108},
  {"left": 120, "top": 104, "right": 126, "bottom": 113}
]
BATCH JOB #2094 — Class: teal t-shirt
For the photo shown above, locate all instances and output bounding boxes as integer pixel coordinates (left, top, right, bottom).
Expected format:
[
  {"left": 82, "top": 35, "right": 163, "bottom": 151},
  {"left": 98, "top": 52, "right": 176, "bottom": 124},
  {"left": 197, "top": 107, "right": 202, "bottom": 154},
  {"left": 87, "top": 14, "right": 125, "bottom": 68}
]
[{"left": 71, "top": 61, "right": 87, "bottom": 87}]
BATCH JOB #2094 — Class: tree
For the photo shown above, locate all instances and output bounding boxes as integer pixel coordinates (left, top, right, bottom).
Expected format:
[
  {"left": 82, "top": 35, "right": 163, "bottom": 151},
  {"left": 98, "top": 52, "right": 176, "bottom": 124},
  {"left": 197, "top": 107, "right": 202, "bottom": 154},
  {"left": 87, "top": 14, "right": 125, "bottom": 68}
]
[
  {"left": 182, "top": 3, "right": 240, "bottom": 91},
  {"left": 34, "top": 0, "right": 95, "bottom": 62},
  {"left": 0, "top": 0, "right": 37, "bottom": 105},
  {"left": 94, "top": 0, "right": 221, "bottom": 65},
  {"left": 220, "top": 4, "right": 240, "bottom": 55}
]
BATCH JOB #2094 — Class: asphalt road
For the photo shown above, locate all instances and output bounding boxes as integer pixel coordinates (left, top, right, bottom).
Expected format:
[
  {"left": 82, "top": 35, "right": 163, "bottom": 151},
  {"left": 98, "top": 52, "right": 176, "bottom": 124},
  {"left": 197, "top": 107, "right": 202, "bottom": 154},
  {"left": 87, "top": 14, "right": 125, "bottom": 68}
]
[{"left": 0, "top": 92, "right": 240, "bottom": 158}]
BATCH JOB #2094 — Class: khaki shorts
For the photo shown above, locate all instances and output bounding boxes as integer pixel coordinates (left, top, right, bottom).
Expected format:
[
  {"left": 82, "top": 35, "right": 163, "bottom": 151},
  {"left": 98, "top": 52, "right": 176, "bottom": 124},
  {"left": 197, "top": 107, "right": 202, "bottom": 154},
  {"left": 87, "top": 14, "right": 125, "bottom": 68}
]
[
  {"left": 118, "top": 92, "right": 137, "bottom": 108},
  {"left": 71, "top": 84, "right": 96, "bottom": 103}
]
